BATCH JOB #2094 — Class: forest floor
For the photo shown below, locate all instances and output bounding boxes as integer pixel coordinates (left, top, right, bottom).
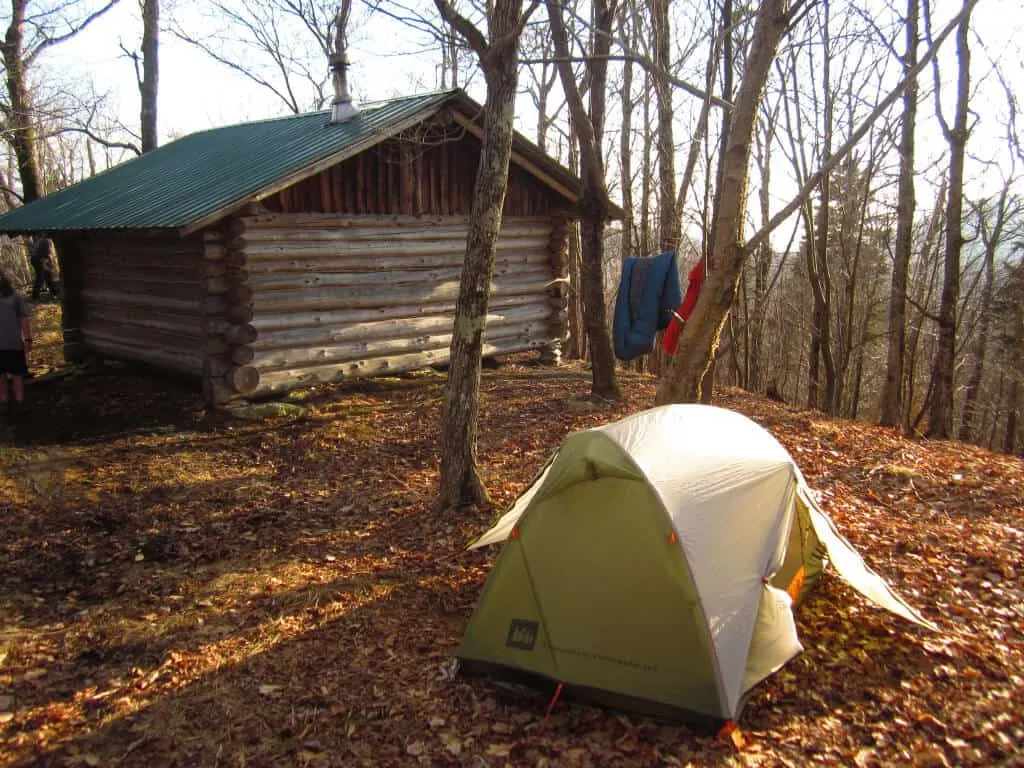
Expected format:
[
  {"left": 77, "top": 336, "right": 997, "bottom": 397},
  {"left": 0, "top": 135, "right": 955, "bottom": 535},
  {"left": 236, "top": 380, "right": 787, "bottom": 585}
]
[{"left": 1, "top": 303, "right": 1022, "bottom": 768}]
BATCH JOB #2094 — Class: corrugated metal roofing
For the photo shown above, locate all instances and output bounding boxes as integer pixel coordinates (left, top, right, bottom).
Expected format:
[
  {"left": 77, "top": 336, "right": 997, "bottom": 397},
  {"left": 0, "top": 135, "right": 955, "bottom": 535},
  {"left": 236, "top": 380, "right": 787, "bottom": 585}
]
[{"left": 0, "top": 90, "right": 459, "bottom": 234}]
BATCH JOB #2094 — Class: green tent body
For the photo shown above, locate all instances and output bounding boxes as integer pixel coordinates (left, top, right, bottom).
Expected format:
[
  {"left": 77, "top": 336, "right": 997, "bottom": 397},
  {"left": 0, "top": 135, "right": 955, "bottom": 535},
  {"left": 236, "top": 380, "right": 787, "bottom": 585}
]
[{"left": 458, "top": 405, "right": 935, "bottom": 723}]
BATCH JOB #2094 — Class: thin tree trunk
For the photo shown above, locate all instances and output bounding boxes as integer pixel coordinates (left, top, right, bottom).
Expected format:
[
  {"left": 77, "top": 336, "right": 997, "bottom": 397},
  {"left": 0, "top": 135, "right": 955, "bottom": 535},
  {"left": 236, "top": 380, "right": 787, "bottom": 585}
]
[
  {"left": 640, "top": 71, "right": 653, "bottom": 258},
  {"left": 903, "top": 180, "right": 946, "bottom": 434},
  {"left": 926, "top": 2, "right": 972, "bottom": 439},
  {"left": 1005, "top": 378, "right": 1019, "bottom": 455},
  {"left": 958, "top": 196, "right": 1003, "bottom": 441},
  {"left": 879, "top": 0, "right": 919, "bottom": 426},
  {"left": 652, "top": 0, "right": 677, "bottom": 252},
  {"left": 618, "top": 8, "right": 634, "bottom": 258},
  {"left": 436, "top": 0, "right": 533, "bottom": 510},
  {"left": 140, "top": 0, "right": 159, "bottom": 152},
  {"left": 657, "top": 0, "right": 795, "bottom": 404},
  {"left": 698, "top": 0, "right": 733, "bottom": 405},
  {"left": 547, "top": 0, "right": 621, "bottom": 400}
]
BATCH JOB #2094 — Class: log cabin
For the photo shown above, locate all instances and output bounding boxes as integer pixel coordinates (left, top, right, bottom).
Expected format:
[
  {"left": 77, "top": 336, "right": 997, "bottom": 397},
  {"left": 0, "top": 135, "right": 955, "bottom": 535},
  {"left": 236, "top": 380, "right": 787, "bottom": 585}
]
[{"left": 0, "top": 88, "right": 622, "bottom": 404}]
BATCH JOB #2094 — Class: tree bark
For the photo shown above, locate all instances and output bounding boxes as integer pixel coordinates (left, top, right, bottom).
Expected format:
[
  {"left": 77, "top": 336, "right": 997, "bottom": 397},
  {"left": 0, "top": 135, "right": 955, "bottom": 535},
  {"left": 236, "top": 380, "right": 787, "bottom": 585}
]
[
  {"left": 436, "top": 0, "right": 535, "bottom": 510},
  {"left": 958, "top": 193, "right": 1006, "bottom": 441},
  {"left": 880, "top": 0, "right": 919, "bottom": 427},
  {"left": 652, "top": 0, "right": 678, "bottom": 252},
  {"left": 656, "top": 0, "right": 796, "bottom": 405},
  {"left": 547, "top": 0, "right": 620, "bottom": 400},
  {"left": 2, "top": 0, "right": 41, "bottom": 202},
  {"left": 926, "top": 1, "right": 972, "bottom": 439},
  {"left": 140, "top": 0, "right": 159, "bottom": 152}
]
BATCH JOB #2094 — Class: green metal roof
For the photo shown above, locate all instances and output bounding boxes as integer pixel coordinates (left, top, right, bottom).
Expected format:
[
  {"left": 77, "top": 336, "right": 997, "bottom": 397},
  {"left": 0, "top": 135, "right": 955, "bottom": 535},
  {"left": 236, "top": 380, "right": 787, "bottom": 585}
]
[{"left": 0, "top": 90, "right": 467, "bottom": 234}]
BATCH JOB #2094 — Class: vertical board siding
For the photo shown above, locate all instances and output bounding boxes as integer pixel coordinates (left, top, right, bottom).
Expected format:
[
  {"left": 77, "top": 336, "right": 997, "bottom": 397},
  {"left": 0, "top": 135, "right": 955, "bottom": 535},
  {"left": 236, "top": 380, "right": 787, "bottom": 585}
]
[{"left": 263, "top": 130, "right": 565, "bottom": 218}]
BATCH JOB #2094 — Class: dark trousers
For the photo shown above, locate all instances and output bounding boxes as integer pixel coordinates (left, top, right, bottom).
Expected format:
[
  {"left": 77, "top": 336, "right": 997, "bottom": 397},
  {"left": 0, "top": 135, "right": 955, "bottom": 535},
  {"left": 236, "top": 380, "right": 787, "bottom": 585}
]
[{"left": 32, "top": 266, "right": 58, "bottom": 300}]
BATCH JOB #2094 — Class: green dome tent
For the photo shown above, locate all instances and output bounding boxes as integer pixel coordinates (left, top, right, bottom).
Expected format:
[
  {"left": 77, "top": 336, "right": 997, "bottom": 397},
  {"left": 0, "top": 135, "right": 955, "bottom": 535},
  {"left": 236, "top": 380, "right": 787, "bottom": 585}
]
[{"left": 457, "top": 405, "right": 935, "bottom": 723}]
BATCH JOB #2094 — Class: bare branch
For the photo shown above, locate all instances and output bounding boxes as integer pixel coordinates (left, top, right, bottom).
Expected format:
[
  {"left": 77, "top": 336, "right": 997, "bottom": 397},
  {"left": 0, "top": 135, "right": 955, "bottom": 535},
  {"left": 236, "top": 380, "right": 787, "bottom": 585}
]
[{"left": 747, "top": 0, "right": 982, "bottom": 254}]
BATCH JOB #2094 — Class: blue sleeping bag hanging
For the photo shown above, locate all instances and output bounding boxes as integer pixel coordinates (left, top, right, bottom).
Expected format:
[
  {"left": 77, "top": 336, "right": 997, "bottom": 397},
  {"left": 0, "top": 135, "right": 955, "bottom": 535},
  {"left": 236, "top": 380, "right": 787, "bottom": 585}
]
[{"left": 613, "top": 250, "right": 683, "bottom": 361}]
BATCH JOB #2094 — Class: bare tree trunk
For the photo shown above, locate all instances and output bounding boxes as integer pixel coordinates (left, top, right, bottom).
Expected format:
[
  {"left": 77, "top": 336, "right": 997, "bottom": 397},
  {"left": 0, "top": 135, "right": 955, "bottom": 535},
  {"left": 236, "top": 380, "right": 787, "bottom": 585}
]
[
  {"left": 903, "top": 186, "right": 946, "bottom": 435},
  {"left": 1005, "top": 380, "right": 1020, "bottom": 454},
  {"left": 806, "top": 0, "right": 837, "bottom": 413},
  {"left": 652, "top": 0, "right": 677, "bottom": 252},
  {"left": 749, "top": 104, "right": 776, "bottom": 394},
  {"left": 2, "top": 1, "right": 41, "bottom": 202},
  {"left": 958, "top": 193, "right": 1005, "bottom": 441},
  {"left": 618, "top": 8, "right": 635, "bottom": 258},
  {"left": 547, "top": 0, "right": 620, "bottom": 400},
  {"left": 657, "top": 0, "right": 796, "bottom": 404},
  {"left": 879, "top": 0, "right": 919, "bottom": 427},
  {"left": 140, "top": 0, "right": 159, "bottom": 152},
  {"left": 926, "top": 0, "right": 972, "bottom": 439},
  {"left": 436, "top": 0, "right": 535, "bottom": 510},
  {"left": 639, "top": 70, "right": 653, "bottom": 258}
]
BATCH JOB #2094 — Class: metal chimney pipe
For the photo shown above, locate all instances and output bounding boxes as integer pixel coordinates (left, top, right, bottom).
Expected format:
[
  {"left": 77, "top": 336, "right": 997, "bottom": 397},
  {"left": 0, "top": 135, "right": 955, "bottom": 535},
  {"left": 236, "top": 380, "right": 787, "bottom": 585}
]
[{"left": 328, "top": 52, "right": 359, "bottom": 123}]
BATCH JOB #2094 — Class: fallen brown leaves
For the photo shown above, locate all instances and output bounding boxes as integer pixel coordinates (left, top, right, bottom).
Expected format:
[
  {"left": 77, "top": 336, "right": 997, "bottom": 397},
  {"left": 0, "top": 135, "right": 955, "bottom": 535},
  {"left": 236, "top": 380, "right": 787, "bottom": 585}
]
[{"left": 0, "top": 318, "right": 1022, "bottom": 767}]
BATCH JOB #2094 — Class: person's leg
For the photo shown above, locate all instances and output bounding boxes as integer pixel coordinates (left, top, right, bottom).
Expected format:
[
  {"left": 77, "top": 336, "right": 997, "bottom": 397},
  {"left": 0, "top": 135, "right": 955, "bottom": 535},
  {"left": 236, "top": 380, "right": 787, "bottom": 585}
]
[
  {"left": 0, "top": 373, "right": 8, "bottom": 405},
  {"left": 45, "top": 270, "right": 59, "bottom": 298},
  {"left": 10, "top": 375, "right": 23, "bottom": 403}
]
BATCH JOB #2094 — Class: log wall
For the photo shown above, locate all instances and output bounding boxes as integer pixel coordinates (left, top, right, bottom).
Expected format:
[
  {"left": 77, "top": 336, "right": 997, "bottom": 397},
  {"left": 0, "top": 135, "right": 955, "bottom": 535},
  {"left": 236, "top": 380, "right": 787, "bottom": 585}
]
[
  {"left": 75, "top": 232, "right": 208, "bottom": 375},
  {"left": 201, "top": 213, "right": 570, "bottom": 401}
]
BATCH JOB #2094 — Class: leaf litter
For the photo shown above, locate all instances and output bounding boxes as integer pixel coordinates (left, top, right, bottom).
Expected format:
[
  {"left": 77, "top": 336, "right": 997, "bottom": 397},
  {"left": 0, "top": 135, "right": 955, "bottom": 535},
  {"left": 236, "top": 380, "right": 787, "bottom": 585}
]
[{"left": 0, "top": 311, "right": 1022, "bottom": 766}]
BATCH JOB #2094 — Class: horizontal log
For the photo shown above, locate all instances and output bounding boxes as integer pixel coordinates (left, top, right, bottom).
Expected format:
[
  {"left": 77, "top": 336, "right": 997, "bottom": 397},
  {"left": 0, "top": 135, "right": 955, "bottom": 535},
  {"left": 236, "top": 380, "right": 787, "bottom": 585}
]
[
  {"left": 238, "top": 236, "right": 550, "bottom": 260},
  {"left": 201, "top": 276, "right": 229, "bottom": 295},
  {"left": 248, "top": 264, "right": 550, "bottom": 293},
  {"left": 82, "top": 288, "right": 215, "bottom": 316},
  {"left": 250, "top": 292, "right": 540, "bottom": 332},
  {"left": 229, "top": 366, "right": 260, "bottom": 393},
  {"left": 86, "top": 307, "right": 203, "bottom": 335},
  {"left": 253, "top": 303, "right": 551, "bottom": 351},
  {"left": 205, "top": 336, "right": 228, "bottom": 356},
  {"left": 202, "top": 261, "right": 229, "bottom": 278},
  {"left": 250, "top": 274, "right": 553, "bottom": 314},
  {"left": 230, "top": 345, "right": 255, "bottom": 365},
  {"left": 227, "top": 305, "right": 254, "bottom": 324},
  {"left": 252, "top": 319, "right": 548, "bottom": 371},
  {"left": 243, "top": 249, "right": 551, "bottom": 274},
  {"left": 236, "top": 213, "right": 553, "bottom": 233},
  {"left": 88, "top": 264, "right": 201, "bottom": 283},
  {"left": 235, "top": 221, "right": 552, "bottom": 243},
  {"left": 83, "top": 336, "right": 203, "bottom": 376},
  {"left": 225, "top": 323, "right": 258, "bottom": 345},
  {"left": 83, "top": 324, "right": 201, "bottom": 354},
  {"left": 248, "top": 335, "right": 551, "bottom": 397},
  {"left": 228, "top": 285, "right": 254, "bottom": 304},
  {"left": 82, "top": 320, "right": 201, "bottom": 350},
  {"left": 203, "top": 244, "right": 226, "bottom": 262},
  {"left": 84, "top": 247, "right": 203, "bottom": 269},
  {"left": 201, "top": 319, "right": 258, "bottom": 344},
  {"left": 84, "top": 275, "right": 204, "bottom": 302}
]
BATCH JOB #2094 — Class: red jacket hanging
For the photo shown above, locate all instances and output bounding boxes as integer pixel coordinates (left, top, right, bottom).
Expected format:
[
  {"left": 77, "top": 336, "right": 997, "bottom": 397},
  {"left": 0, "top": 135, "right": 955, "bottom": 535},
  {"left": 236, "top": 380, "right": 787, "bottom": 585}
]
[{"left": 662, "top": 256, "right": 706, "bottom": 355}]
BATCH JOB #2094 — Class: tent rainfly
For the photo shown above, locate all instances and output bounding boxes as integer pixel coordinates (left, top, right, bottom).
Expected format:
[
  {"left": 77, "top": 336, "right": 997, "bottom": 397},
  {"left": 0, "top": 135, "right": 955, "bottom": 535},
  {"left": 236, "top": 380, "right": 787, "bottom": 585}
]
[{"left": 457, "top": 404, "right": 936, "bottom": 723}]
